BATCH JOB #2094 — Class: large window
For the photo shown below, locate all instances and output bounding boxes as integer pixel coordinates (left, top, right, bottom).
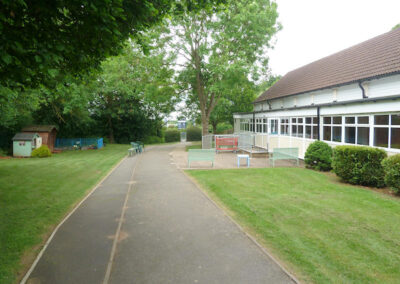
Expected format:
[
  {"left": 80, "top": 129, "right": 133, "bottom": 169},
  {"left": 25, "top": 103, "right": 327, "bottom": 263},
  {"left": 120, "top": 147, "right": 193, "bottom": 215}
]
[
  {"left": 344, "top": 116, "right": 369, "bottom": 145},
  {"left": 280, "top": 118, "right": 289, "bottom": 135},
  {"left": 373, "top": 114, "right": 400, "bottom": 149},
  {"left": 291, "top": 117, "right": 304, "bottom": 138},
  {"left": 255, "top": 118, "right": 262, "bottom": 133},
  {"left": 305, "top": 117, "right": 318, "bottom": 139},
  {"left": 263, "top": 118, "right": 268, "bottom": 133},
  {"left": 322, "top": 116, "right": 342, "bottom": 142},
  {"left": 269, "top": 119, "right": 278, "bottom": 134}
]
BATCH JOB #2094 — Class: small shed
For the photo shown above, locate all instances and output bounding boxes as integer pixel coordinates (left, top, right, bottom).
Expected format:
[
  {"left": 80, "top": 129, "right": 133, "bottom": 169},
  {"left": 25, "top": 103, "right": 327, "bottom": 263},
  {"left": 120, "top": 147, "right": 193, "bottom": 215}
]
[
  {"left": 22, "top": 125, "right": 57, "bottom": 151},
  {"left": 12, "top": 133, "right": 42, "bottom": 157}
]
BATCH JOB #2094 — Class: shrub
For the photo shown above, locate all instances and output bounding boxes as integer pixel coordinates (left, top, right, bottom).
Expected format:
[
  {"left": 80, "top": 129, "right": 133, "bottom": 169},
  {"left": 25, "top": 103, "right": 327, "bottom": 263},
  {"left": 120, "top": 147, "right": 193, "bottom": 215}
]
[
  {"left": 216, "top": 123, "right": 233, "bottom": 134},
  {"left": 304, "top": 141, "right": 333, "bottom": 171},
  {"left": 31, "top": 145, "right": 52, "bottom": 158},
  {"left": 186, "top": 127, "right": 202, "bottom": 141},
  {"left": 332, "top": 146, "right": 387, "bottom": 187},
  {"left": 164, "top": 129, "right": 180, "bottom": 143},
  {"left": 144, "top": 135, "right": 164, "bottom": 144},
  {"left": 382, "top": 154, "right": 400, "bottom": 194}
]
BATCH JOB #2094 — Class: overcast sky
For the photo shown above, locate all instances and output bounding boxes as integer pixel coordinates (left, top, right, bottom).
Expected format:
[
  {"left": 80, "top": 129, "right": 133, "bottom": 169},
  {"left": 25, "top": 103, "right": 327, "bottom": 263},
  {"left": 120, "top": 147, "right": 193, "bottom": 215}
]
[{"left": 268, "top": 0, "right": 400, "bottom": 76}]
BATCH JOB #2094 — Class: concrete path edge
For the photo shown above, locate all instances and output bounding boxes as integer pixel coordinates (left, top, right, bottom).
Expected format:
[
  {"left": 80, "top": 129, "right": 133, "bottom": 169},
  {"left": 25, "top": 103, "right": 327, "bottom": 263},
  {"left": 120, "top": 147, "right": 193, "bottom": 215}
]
[
  {"left": 20, "top": 156, "right": 129, "bottom": 284},
  {"left": 181, "top": 169, "right": 301, "bottom": 284}
]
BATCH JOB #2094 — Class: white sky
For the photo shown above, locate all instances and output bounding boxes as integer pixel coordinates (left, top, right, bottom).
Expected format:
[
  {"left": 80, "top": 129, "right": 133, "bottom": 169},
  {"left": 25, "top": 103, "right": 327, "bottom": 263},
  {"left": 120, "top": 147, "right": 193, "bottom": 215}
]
[{"left": 268, "top": 0, "right": 400, "bottom": 76}]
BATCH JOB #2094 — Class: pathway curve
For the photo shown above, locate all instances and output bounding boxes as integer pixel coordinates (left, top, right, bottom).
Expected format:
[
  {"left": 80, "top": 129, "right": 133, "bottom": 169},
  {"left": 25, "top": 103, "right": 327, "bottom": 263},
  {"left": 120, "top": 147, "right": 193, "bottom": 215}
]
[{"left": 26, "top": 144, "right": 294, "bottom": 284}]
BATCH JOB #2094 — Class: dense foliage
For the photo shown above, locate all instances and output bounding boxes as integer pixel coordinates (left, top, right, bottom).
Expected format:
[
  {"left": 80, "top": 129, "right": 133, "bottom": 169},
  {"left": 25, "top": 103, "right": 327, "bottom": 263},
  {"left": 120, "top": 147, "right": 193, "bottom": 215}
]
[
  {"left": 332, "top": 146, "right": 387, "bottom": 187},
  {"left": 382, "top": 154, "right": 400, "bottom": 194},
  {"left": 164, "top": 129, "right": 181, "bottom": 142},
  {"left": 31, "top": 145, "right": 52, "bottom": 158},
  {"left": 0, "top": 0, "right": 226, "bottom": 89},
  {"left": 186, "top": 127, "right": 202, "bottom": 141},
  {"left": 304, "top": 141, "right": 333, "bottom": 171}
]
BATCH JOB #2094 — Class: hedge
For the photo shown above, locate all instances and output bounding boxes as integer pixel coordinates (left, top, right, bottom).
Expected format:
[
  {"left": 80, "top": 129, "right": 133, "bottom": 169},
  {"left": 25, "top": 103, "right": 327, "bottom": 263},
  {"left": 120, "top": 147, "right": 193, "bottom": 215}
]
[
  {"left": 304, "top": 141, "right": 333, "bottom": 171},
  {"left": 332, "top": 146, "right": 387, "bottom": 187},
  {"left": 382, "top": 154, "right": 400, "bottom": 194},
  {"left": 186, "top": 127, "right": 202, "bottom": 141},
  {"left": 143, "top": 135, "right": 164, "bottom": 144},
  {"left": 31, "top": 145, "right": 52, "bottom": 158},
  {"left": 164, "top": 129, "right": 180, "bottom": 143}
]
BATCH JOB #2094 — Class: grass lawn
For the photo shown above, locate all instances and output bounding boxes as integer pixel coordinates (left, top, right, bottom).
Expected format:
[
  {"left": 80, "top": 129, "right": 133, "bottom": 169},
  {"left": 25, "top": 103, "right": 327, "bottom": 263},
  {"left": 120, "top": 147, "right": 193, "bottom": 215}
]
[
  {"left": 187, "top": 168, "right": 400, "bottom": 284},
  {"left": 0, "top": 144, "right": 128, "bottom": 284},
  {"left": 185, "top": 141, "right": 202, "bottom": 151}
]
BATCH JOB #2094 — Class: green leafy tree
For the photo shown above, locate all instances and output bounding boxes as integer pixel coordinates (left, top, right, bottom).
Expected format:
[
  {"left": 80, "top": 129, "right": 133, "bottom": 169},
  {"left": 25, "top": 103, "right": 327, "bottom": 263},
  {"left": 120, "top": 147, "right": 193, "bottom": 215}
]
[
  {"left": 165, "top": 0, "right": 280, "bottom": 135},
  {"left": 0, "top": 0, "right": 226, "bottom": 89},
  {"left": 393, "top": 23, "right": 400, "bottom": 30}
]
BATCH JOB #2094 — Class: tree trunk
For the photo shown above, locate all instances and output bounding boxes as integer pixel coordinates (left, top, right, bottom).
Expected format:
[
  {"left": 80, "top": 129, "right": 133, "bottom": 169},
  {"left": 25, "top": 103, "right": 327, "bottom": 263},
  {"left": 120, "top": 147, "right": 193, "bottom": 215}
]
[
  {"left": 211, "top": 121, "right": 218, "bottom": 134},
  {"left": 201, "top": 113, "right": 209, "bottom": 136},
  {"left": 108, "top": 115, "right": 115, "bottom": 143}
]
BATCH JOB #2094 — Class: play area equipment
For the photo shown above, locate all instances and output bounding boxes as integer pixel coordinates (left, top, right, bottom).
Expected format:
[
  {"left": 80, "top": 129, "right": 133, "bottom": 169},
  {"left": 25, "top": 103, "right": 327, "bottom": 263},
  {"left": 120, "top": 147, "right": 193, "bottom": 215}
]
[
  {"left": 188, "top": 149, "right": 215, "bottom": 168},
  {"left": 215, "top": 135, "right": 238, "bottom": 153},
  {"left": 269, "top": 147, "right": 299, "bottom": 167}
]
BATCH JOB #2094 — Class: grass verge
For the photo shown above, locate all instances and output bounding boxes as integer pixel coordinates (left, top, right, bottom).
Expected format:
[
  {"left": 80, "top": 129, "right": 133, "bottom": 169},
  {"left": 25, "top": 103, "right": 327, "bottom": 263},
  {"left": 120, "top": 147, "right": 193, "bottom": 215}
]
[
  {"left": 186, "top": 168, "right": 400, "bottom": 284},
  {"left": 185, "top": 141, "right": 202, "bottom": 151},
  {"left": 0, "top": 144, "right": 128, "bottom": 284}
]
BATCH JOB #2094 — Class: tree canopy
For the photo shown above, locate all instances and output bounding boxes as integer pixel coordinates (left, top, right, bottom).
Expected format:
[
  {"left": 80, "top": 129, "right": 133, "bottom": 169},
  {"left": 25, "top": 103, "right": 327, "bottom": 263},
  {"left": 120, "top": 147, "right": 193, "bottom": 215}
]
[
  {"left": 0, "top": 0, "right": 226, "bottom": 89},
  {"left": 164, "top": 0, "right": 281, "bottom": 135}
]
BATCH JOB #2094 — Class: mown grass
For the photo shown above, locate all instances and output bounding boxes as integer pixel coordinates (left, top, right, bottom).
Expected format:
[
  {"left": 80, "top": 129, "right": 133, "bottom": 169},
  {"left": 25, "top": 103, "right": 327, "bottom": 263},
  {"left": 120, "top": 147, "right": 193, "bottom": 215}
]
[
  {"left": 187, "top": 168, "right": 400, "bottom": 284},
  {"left": 185, "top": 141, "right": 202, "bottom": 151},
  {"left": 0, "top": 144, "right": 128, "bottom": 284}
]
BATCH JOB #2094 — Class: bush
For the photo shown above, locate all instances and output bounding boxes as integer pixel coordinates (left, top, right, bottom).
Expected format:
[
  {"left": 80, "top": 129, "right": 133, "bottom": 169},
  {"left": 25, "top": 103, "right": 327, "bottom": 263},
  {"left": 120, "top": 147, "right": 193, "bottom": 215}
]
[
  {"left": 304, "top": 141, "right": 333, "bottom": 171},
  {"left": 143, "top": 135, "right": 164, "bottom": 144},
  {"left": 186, "top": 127, "right": 202, "bottom": 141},
  {"left": 332, "top": 146, "right": 387, "bottom": 187},
  {"left": 382, "top": 154, "right": 400, "bottom": 194},
  {"left": 31, "top": 145, "right": 52, "bottom": 158},
  {"left": 164, "top": 129, "right": 180, "bottom": 143}
]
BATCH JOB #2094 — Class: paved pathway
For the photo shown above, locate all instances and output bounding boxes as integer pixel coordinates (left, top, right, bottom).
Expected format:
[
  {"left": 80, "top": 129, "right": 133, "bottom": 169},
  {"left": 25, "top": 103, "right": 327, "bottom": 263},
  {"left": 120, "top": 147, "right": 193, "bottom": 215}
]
[{"left": 26, "top": 144, "right": 294, "bottom": 284}]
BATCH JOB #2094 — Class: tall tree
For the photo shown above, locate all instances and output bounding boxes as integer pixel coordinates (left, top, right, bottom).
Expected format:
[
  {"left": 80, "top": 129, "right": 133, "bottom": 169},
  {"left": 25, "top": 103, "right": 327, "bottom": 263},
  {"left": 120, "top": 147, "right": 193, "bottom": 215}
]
[{"left": 166, "top": 0, "right": 280, "bottom": 135}]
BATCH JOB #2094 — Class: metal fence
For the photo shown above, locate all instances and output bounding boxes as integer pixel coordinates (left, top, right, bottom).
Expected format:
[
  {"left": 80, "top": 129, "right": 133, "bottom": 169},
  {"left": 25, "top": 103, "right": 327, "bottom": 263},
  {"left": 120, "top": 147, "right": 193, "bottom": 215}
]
[
  {"left": 202, "top": 133, "right": 257, "bottom": 152},
  {"left": 55, "top": 138, "right": 104, "bottom": 149}
]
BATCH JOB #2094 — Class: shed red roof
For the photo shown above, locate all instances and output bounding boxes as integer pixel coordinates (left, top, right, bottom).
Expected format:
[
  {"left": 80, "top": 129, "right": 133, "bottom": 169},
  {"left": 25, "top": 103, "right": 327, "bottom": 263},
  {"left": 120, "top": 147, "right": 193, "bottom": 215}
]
[{"left": 255, "top": 28, "right": 400, "bottom": 103}]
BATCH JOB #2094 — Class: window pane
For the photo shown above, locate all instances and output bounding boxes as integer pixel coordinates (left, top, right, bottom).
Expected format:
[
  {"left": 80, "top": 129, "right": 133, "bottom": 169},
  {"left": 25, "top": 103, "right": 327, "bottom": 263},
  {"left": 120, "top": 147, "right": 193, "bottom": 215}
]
[
  {"left": 292, "top": 118, "right": 296, "bottom": 123},
  {"left": 345, "top": 117, "right": 355, "bottom": 124},
  {"left": 313, "top": 117, "right": 318, "bottom": 124},
  {"left": 292, "top": 125, "right": 297, "bottom": 136},
  {"left": 332, "top": 126, "right": 342, "bottom": 142},
  {"left": 298, "top": 118, "right": 303, "bottom": 124},
  {"left": 298, "top": 125, "right": 304, "bottom": 137},
  {"left": 374, "top": 115, "right": 389, "bottom": 125},
  {"left": 280, "top": 125, "right": 286, "bottom": 135},
  {"left": 323, "top": 117, "right": 331, "bottom": 124},
  {"left": 323, "top": 126, "right": 331, "bottom": 141},
  {"left": 305, "top": 117, "right": 311, "bottom": 124},
  {"left": 357, "top": 127, "right": 370, "bottom": 145},
  {"left": 392, "top": 114, "right": 400, "bottom": 125},
  {"left": 345, "top": 127, "right": 356, "bottom": 144},
  {"left": 333, "top": 117, "right": 342, "bottom": 124},
  {"left": 305, "top": 126, "right": 311, "bottom": 138},
  {"left": 374, "top": 127, "right": 388, "bottom": 147},
  {"left": 391, "top": 128, "right": 400, "bottom": 149},
  {"left": 358, "top": 116, "right": 369, "bottom": 124},
  {"left": 312, "top": 126, "right": 318, "bottom": 139}
]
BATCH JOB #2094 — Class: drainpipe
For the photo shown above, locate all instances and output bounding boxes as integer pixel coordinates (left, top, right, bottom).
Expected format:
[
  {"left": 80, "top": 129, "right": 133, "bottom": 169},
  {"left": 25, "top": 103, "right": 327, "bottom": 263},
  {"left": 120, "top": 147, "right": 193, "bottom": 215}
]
[
  {"left": 358, "top": 81, "right": 367, "bottom": 99},
  {"left": 253, "top": 112, "right": 256, "bottom": 133},
  {"left": 317, "top": 106, "right": 320, "bottom": 140},
  {"left": 266, "top": 100, "right": 272, "bottom": 110}
]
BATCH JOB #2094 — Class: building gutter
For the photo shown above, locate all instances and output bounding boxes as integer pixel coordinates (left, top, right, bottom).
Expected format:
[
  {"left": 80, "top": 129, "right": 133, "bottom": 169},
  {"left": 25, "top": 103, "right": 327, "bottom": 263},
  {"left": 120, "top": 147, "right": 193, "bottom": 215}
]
[
  {"left": 235, "top": 94, "right": 400, "bottom": 116},
  {"left": 317, "top": 106, "right": 320, "bottom": 140},
  {"left": 253, "top": 71, "right": 400, "bottom": 104}
]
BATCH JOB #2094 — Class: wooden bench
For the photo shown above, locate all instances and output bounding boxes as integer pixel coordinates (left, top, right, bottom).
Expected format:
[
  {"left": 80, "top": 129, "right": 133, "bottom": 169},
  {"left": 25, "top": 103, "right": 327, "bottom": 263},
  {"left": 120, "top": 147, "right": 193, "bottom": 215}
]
[
  {"left": 188, "top": 149, "right": 215, "bottom": 168},
  {"left": 269, "top": 147, "right": 299, "bottom": 167}
]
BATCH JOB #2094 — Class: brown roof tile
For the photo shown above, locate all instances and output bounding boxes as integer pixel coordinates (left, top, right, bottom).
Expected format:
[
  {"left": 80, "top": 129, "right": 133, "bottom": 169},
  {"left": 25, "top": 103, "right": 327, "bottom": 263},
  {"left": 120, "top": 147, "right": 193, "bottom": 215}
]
[
  {"left": 255, "top": 28, "right": 400, "bottom": 102},
  {"left": 22, "top": 125, "right": 57, "bottom": 132}
]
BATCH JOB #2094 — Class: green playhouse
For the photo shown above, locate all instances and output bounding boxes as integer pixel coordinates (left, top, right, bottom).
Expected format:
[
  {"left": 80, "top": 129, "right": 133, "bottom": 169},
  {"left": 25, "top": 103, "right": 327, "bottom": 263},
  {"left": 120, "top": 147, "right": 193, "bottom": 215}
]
[{"left": 12, "top": 133, "right": 42, "bottom": 157}]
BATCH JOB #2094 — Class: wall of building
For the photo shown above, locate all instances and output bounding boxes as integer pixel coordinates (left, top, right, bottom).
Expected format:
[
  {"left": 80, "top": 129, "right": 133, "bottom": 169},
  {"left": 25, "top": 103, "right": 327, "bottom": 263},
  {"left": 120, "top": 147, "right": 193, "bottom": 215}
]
[{"left": 13, "top": 141, "right": 32, "bottom": 157}]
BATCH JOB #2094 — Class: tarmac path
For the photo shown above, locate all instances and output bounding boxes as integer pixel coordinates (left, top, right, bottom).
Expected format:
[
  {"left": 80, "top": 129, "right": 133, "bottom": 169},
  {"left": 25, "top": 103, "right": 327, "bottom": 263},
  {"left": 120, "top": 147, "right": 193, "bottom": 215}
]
[{"left": 25, "top": 144, "right": 295, "bottom": 284}]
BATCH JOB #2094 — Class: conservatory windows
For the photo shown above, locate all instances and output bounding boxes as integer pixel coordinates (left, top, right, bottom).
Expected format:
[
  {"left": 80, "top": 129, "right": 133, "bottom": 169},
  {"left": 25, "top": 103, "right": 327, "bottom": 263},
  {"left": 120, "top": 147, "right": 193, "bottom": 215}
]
[
  {"left": 323, "top": 116, "right": 342, "bottom": 142},
  {"left": 291, "top": 117, "right": 304, "bottom": 138},
  {"left": 269, "top": 119, "right": 278, "bottom": 134},
  {"left": 305, "top": 117, "right": 318, "bottom": 139},
  {"left": 280, "top": 118, "right": 289, "bottom": 135},
  {"left": 373, "top": 114, "right": 400, "bottom": 149}
]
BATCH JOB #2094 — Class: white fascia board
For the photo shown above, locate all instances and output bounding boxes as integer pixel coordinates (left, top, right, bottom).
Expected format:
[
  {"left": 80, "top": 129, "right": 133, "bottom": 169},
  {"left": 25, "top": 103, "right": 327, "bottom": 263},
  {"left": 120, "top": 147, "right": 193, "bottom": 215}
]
[{"left": 320, "top": 98, "right": 400, "bottom": 116}]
